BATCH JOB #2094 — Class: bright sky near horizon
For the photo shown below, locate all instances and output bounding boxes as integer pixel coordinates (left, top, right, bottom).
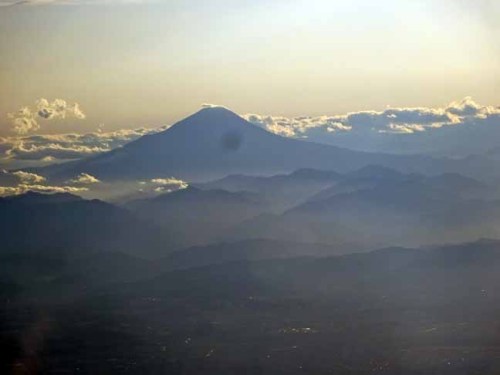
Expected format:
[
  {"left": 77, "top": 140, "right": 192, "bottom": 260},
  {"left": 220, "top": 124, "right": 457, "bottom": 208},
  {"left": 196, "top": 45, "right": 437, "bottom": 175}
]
[{"left": 0, "top": 0, "right": 499, "bottom": 135}]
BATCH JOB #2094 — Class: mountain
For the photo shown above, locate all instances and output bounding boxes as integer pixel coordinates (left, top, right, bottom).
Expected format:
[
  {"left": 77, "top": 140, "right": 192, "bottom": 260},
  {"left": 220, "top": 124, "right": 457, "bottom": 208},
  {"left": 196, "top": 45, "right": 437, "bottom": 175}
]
[
  {"left": 309, "top": 166, "right": 488, "bottom": 202},
  {"left": 127, "top": 186, "right": 269, "bottom": 249},
  {"left": 6, "top": 238, "right": 500, "bottom": 374},
  {"left": 37, "top": 106, "right": 466, "bottom": 183},
  {"left": 196, "top": 168, "right": 342, "bottom": 211},
  {"left": 161, "top": 238, "right": 355, "bottom": 270},
  {"left": 289, "top": 171, "right": 500, "bottom": 246},
  {"left": 226, "top": 167, "right": 499, "bottom": 248},
  {"left": 115, "top": 239, "right": 500, "bottom": 374},
  {"left": 0, "top": 192, "right": 172, "bottom": 258}
]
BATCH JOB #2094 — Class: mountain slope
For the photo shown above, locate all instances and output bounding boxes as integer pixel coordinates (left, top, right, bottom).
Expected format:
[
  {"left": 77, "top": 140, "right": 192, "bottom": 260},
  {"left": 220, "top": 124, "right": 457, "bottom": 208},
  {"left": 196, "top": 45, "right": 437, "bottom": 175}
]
[
  {"left": 197, "top": 168, "right": 342, "bottom": 211},
  {"left": 226, "top": 168, "right": 500, "bottom": 248},
  {"left": 39, "top": 107, "right": 459, "bottom": 183},
  {"left": 128, "top": 186, "right": 268, "bottom": 249},
  {"left": 0, "top": 192, "right": 173, "bottom": 258},
  {"left": 162, "top": 238, "right": 355, "bottom": 270}
]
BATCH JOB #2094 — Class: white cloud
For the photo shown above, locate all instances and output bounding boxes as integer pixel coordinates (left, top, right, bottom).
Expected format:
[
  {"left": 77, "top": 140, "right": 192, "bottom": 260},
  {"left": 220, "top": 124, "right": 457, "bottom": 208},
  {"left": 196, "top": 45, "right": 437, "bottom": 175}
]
[
  {"left": 150, "top": 177, "right": 188, "bottom": 192},
  {"left": 68, "top": 173, "right": 100, "bottom": 185},
  {"left": 2, "top": 97, "right": 499, "bottom": 167},
  {"left": 0, "top": 168, "right": 88, "bottom": 197},
  {"left": 7, "top": 98, "right": 86, "bottom": 134},
  {"left": 0, "top": 127, "right": 159, "bottom": 162},
  {"left": 0, "top": 184, "right": 88, "bottom": 197},
  {"left": 244, "top": 97, "right": 500, "bottom": 137},
  {"left": 36, "top": 98, "right": 86, "bottom": 121},
  {"left": 11, "top": 171, "right": 46, "bottom": 184},
  {"left": 245, "top": 114, "right": 351, "bottom": 137},
  {"left": 7, "top": 107, "right": 40, "bottom": 135},
  {"left": 201, "top": 103, "right": 228, "bottom": 109}
]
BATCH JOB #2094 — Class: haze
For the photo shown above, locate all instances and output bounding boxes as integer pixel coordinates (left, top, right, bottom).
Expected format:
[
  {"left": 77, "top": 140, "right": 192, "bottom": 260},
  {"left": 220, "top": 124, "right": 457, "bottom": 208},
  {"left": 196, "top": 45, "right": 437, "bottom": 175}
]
[{"left": 4, "top": 2, "right": 500, "bottom": 374}]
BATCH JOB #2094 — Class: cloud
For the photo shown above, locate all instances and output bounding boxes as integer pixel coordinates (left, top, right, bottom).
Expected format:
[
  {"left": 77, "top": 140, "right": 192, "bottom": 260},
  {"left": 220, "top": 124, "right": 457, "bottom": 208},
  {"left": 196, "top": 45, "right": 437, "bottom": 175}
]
[
  {"left": 0, "top": 127, "right": 159, "bottom": 163},
  {"left": 36, "top": 98, "right": 86, "bottom": 121},
  {"left": 2, "top": 97, "right": 498, "bottom": 167},
  {"left": 245, "top": 97, "right": 500, "bottom": 137},
  {"left": 0, "top": 168, "right": 87, "bottom": 197},
  {"left": 244, "top": 97, "right": 500, "bottom": 156},
  {"left": 11, "top": 171, "right": 46, "bottom": 184},
  {"left": 150, "top": 177, "right": 188, "bottom": 193},
  {"left": 0, "top": 169, "right": 22, "bottom": 186},
  {"left": 0, "top": 169, "right": 46, "bottom": 185},
  {"left": 68, "top": 173, "right": 100, "bottom": 185},
  {"left": 7, "top": 107, "right": 40, "bottom": 135},
  {"left": 201, "top": 103, "right": 229, "bottom": 110},
  {"left": 7, "top": 98, "right": 86, "bottom": 134},
  {"left": 0, "top": 184, "right": 88, "bottom": 197},
  {"left": 244, "top": 114, "right": 351, "bottom": 137}
]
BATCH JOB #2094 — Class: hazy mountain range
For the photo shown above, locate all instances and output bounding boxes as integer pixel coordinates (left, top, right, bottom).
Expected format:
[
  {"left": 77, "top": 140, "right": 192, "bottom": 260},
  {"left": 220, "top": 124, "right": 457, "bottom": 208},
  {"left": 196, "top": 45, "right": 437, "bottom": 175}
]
[
  {"left": 32, "top": 107, "right": 500, "bottom": 185},
  {"left": 4, "top": 106, "right": 500, "bottom": 374}
]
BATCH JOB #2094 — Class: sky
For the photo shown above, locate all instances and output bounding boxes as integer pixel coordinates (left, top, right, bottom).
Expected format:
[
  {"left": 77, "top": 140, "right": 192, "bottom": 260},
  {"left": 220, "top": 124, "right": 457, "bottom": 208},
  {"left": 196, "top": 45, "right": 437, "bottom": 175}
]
[{"left": 0, "top": 0, "right": 499, "bottom": 137}]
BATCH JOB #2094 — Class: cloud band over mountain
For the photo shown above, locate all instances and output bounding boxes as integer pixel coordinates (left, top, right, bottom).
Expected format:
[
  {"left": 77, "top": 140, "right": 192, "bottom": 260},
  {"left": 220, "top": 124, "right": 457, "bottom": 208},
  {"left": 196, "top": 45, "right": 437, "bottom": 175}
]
[
  {"left": 1, "top": 97, "right": 499, "bottom": 168},
  {"left": 0, "top": 127, "right": 160, "bottom": 166},
  {"left": 244, "top": 97, "right": 500, "bottom": 137},
  {"left": 244, "top": 97, "right": 500, "bottom": 156}
]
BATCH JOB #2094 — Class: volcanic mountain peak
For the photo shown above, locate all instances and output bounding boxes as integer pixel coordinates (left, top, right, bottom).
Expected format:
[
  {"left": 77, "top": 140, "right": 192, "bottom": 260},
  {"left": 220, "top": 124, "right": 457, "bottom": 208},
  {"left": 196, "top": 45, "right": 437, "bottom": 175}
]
[
  {"left": 165, "top": 106, "right": 254, "bottom": 134},
  {"left": 35, "top": 106, "right": 486, "bottom": 183}
]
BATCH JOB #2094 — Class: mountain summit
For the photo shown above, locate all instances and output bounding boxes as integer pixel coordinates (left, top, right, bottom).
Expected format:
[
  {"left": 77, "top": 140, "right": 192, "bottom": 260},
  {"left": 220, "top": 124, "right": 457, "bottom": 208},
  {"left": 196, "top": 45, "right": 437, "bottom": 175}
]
[{"left": 40, "top": 106, "right": 454, "bottom": 182}]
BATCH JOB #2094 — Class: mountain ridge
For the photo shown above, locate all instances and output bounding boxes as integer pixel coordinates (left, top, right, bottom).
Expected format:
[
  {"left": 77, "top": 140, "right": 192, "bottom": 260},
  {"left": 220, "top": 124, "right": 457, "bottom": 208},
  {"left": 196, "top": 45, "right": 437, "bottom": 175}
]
[{"left": 34, "top": 106, "right": 460, "bottom": 183}]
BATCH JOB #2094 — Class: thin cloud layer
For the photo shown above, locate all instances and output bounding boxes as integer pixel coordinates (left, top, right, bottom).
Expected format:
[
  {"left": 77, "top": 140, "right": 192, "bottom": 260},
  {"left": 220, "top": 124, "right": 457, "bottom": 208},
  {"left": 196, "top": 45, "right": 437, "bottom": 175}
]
[
  {"left": 0, "top": 184, "right": 88, "bottom": 197},
  {"left": 201, "top": 103, "right": 229, "bottom": 110},
  {"left": 1, "top": 97, "right": 499, "bottom": 167},
  {"left": 0, "top": 127, "right": 159, "bottom": 163},
  {"left": 0, "top": 168, "right": 88, "bottom": 197}
]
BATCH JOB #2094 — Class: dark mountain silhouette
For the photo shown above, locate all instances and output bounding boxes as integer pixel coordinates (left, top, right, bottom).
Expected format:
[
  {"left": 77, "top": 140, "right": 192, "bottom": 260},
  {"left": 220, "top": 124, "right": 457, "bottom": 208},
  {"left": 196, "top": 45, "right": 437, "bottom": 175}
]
[
  {"left": 161, "top": 238, "right": 357, "bottom": 271},
  {"left": 37, "top": 106, "right": 466, "bottom": 183},
  {"left": 0, "top": 192, "right": 172, "bottom": 258},
  {"left": 6, "top": 238, "right": 500, "bottom": 374}
]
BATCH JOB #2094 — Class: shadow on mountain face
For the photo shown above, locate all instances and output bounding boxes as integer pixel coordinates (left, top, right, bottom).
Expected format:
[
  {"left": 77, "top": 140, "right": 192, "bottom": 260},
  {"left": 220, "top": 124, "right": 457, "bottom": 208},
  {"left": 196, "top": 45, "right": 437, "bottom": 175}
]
[
  {"left": 34, "top": 106, "right": 500, "bottom": 183},
  {"left": 220, "top": 130, "right": 243, "bottom": 151},
  {"left": 0, "top": 192, "right": 177, "bottom": 259}
]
